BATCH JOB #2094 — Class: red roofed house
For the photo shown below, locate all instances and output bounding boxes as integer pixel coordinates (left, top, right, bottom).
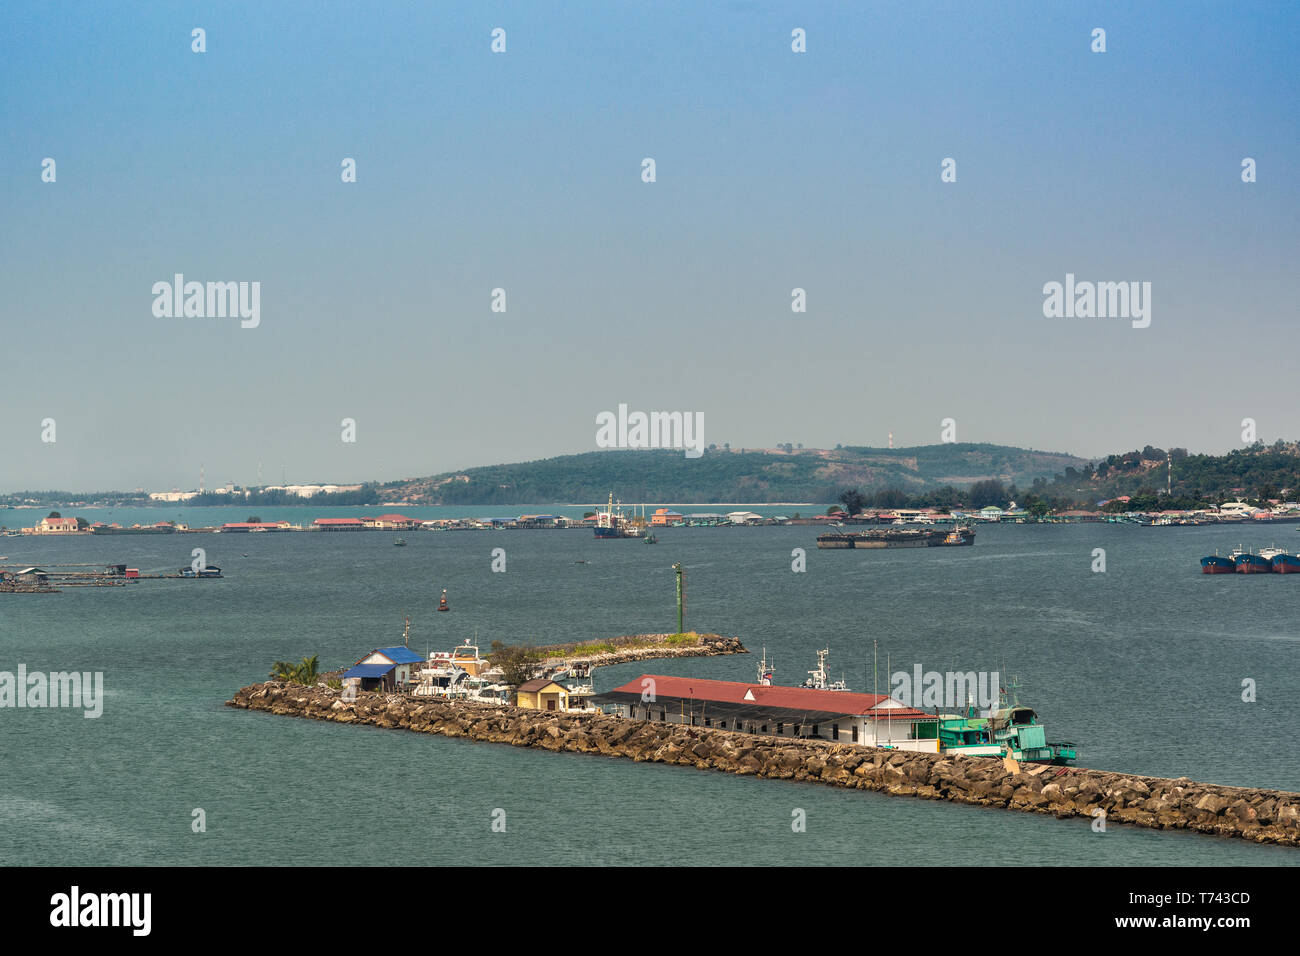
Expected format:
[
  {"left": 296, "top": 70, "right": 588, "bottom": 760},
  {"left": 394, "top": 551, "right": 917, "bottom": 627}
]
[
  {"left": 594, "top": 674, "right": 940, "bottom": 751},
  {"left": 313, "top": 518, "right": 366, "bottom": 531}
]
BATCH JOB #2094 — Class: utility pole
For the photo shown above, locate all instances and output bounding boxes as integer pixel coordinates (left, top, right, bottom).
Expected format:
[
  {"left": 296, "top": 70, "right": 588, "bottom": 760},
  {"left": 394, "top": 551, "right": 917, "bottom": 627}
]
[{"left": 672, "top": 563, "right": 685, "bottom": 634}]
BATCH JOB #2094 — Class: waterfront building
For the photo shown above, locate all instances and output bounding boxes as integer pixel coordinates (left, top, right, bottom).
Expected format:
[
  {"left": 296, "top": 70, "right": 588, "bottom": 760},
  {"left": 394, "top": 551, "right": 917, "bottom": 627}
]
[
  {"left": 342, "top": 646, "right": 426, "bottom": 691},
  {"left": 366, "top": 514, "right": 418, "bottom": 530},
  {"left": 34, "top": 516, "right": 81, "bottom": 534},
  {"left": 312, "top": 518, "right": 366, "bottom": 531},
  {"left": 595, "top": 675, "right": 939, "bottom": 751},
  {"left": 516, "top": 678, "right": 574, "bottom": 712},
  {"left": 650, "top": 508, "right": 683, "bottom": 526}
]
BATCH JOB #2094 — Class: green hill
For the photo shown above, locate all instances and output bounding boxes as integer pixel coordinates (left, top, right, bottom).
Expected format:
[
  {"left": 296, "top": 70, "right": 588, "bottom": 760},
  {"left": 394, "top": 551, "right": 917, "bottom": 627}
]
[{"left": 378, "top": 443, "right": 1092, "bottom": 505}]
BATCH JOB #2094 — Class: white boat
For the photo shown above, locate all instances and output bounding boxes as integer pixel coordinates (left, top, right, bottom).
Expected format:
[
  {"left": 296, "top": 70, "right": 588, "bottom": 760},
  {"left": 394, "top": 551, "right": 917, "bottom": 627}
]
[
  {"left": 446, "top": 639, "right": 491, "bottom": 676},
  {"left": 410, "top": 659, "right": 468, "bottom": 698},
  {"left": 802, "top": 648, "right": 849, "bottom": 691}
]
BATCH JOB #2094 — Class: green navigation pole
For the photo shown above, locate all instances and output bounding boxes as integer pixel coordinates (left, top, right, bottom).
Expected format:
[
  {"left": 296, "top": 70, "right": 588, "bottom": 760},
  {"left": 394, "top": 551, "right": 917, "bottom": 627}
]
[{"left": 672, "top": 562, "right": 685, "bottom": 634}]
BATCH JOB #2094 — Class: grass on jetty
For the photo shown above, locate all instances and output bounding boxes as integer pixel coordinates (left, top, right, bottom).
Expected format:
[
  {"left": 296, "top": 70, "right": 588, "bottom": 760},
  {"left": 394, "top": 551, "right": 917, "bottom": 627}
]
[{"left": 533, "top": 632, "right": 709, "bottom": 660}]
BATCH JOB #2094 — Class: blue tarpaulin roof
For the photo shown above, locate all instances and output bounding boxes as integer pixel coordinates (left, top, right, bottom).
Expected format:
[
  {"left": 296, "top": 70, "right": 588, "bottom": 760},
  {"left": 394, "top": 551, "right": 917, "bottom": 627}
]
[
  {"left": 343, "top": 663, "right": 396, "bottom": 679},
  {"left": 374, "top": 646, "right": 425, "bottom": 664}
]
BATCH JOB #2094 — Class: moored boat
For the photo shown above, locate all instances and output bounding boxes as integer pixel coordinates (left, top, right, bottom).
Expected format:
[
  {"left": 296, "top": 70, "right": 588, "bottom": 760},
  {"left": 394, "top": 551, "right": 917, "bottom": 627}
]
[
  {"left": 938, "top": 683, "right": 1076, "bottom": 765},
  {"left": 1264, "top": 549, "right": 1300, "bottom": 573},
  {"left": 816, "top": 526, "right": 975, "bottom": 549},
  {"left": 593, "top": 493, "right": 644, "bottom": 538},
  {"left": 1200, "top": 552, "right": 1236, "bottom": 574},
  {"left": 1231, "top": 547, "right": 1271, "bottom": 574},
  {"left": 179, "top": 565, "right": 222, "bottom": 578}
]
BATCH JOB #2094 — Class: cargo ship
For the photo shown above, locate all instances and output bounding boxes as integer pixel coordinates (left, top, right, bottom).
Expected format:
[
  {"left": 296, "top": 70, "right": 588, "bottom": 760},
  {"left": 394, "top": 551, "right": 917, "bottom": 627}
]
[
  {"left": 1260, "top": 546, "right": 1300, "bottom": 572},
  {"left": 1231, "top": 547, "right": 1271, "bottom": 574},
  {"left": 816, "top": 526, "right": 974, "bottom": 549},
  {"left": 1199, "top": 552, "right": 1235, "bottom": 574},
  {"left": 593, "top": 494, "right": 644, "bottom": 539}
]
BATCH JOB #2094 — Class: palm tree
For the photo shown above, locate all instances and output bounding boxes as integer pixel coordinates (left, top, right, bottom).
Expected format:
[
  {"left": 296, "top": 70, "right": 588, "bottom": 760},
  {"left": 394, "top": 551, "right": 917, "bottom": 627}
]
[
  {"left": 270, "top": 660, "right": 297, "bottom": 681},
  {"left": 296, "top": 655, "right": 320, "bottom": 684}
]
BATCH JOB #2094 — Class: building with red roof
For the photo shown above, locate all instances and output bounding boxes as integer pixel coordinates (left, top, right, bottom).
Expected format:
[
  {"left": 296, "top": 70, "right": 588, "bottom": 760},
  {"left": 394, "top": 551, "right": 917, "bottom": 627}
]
[
  {"left": 313, "top": 517, "right": 366, "bottom": 531},
  {"left": 594, "top": 674, "right": 940, "bottom": 751}
]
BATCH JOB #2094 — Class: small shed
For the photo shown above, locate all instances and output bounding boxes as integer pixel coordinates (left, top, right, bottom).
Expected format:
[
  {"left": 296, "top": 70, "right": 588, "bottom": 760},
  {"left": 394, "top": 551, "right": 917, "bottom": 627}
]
[
  {"left": 516, "top": 679, "right": 570, "bottom": 713},
  {"left": 341, "top": 662, "right": 398, "bottom": 692},
  {"left": 354, "top": 646, "right": 425, "bottom": 689}
]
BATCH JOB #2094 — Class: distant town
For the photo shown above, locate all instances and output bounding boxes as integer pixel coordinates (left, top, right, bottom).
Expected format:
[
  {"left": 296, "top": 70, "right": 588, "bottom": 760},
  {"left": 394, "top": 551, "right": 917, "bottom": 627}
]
[{"left": 6, "top": 497, "right": 1300, "bottom": 538}]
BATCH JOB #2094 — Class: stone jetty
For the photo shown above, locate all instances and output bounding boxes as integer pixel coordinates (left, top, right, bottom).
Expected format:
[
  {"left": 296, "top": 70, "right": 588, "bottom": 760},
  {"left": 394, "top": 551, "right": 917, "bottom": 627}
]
[
  {"left": 227, "top": 682, "right": 1300, "bottom": 847},
  {"left": 532, "top": 632, "right": 746, "bottom": 668}
]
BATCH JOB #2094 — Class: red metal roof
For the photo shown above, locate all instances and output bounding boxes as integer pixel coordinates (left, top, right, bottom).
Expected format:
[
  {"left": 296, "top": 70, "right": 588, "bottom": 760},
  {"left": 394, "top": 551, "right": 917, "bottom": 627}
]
[{"left": 606, "top": 674, "right": 932, "bottom": 720}]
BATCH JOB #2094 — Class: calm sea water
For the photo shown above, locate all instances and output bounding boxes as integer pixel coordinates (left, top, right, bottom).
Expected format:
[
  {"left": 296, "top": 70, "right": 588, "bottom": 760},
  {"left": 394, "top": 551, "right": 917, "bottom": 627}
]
[{"left": 2, "top": 521, "right": 1297, "bottom": 865}]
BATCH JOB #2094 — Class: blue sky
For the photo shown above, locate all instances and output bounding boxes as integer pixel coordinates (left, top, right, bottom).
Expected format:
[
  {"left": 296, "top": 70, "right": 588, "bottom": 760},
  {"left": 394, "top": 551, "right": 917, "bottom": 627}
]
[{"left": 1, "top": 1, "right": 1296, "bottom": 491}]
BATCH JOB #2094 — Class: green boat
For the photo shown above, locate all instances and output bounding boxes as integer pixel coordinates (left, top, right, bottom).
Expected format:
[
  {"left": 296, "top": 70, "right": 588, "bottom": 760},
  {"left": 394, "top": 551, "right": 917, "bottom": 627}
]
[{"left": 938, "top": 682, "right": 1076, "bottom": 765}]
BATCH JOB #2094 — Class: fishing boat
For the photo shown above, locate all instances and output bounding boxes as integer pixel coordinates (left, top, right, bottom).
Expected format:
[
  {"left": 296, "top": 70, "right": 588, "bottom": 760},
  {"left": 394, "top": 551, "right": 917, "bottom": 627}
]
[
  {"left": 802, "top": 648, "right": 850, "bottom": 691},
  {"left": 1231, "top": 546, "right": 1271, "bottom": 574},
  {"left": 393, "top": 538, "right": 407, "bottom": 547},
  {"left": 179, "top": 565, "right": 222, "bottom": 578},
  {"left": 437, "top": 589, "right": 449, "bottom": 611},
  {"left": 644, "top": 532, "right": 657, "bottom": 544},
  {"left": 593, "top": 494, "right": 644, "bottom": 539},
  {"left": 1200, "top": 551, "right": 1236, "bottom": 574},
  {"left": 938, "top": 682, "right": 1076, "bottom": 765}
]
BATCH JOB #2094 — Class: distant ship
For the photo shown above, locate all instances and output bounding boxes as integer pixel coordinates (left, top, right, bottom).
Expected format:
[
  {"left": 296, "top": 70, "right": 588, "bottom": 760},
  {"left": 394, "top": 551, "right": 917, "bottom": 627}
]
[
  {"left": 1260, "top": 546, "right": 1300, "bottom": 573},
  {"left": 1231, "top": 547, "right": 1271, "bottom": 574},
  {"left": 1199, "top": 552, "right": 1235, "bottom": 574},
  {"left": 179, "top": 565, "right": 222, "bottom": 578},
  {"left": 593, "top": 494, "right": 644, "bottom": 539},
  {"left": 92, "top": 524, "right": 175, "bottom": 535},
  {"left": 816, "top": 526, "right": 974, "bottom": 549}
]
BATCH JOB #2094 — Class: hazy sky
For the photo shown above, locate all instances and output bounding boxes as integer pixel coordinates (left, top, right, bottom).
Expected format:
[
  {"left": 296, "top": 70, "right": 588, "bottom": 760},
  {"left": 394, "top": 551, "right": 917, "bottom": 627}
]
[{"left": 2, "top": 1, "right": 1296, "bottom": 492}]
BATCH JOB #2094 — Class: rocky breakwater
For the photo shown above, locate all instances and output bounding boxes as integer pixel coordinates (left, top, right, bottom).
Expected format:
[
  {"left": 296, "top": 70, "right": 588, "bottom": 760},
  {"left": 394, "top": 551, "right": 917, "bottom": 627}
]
[
  {"left": 227, "top": 683, "right": 1300, "bottom": 847},
  {"left": 558, "top": 633, "right": 746, "bottom": 667}
]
